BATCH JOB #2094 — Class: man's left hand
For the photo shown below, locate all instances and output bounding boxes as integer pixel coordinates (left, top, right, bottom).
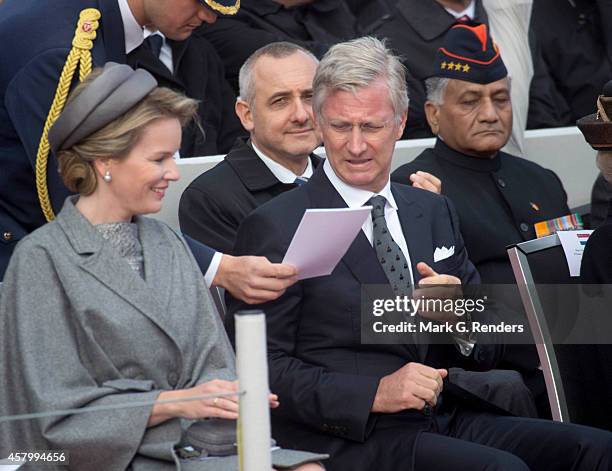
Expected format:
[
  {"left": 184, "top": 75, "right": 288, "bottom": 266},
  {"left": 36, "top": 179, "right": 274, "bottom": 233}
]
[
  {"left": 413, "top": 262, "right": 462, "bottom": 323},
  {"left": 214, "top": 255, "right": 298, "bottom": 305}
]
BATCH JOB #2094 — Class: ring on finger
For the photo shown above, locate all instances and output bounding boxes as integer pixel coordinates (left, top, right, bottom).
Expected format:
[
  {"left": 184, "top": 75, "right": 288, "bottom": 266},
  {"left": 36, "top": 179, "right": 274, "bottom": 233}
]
[{"left": 213, "top": 397, "right": 219, "bottom": 406}]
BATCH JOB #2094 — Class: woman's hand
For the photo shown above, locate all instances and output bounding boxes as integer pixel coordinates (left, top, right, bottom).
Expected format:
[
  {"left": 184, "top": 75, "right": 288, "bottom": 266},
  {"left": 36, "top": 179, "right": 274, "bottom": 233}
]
[
  {"left": 180, "top": 379, "right": 240, "bottom": 420},
  {"left": 148, "top": 380, "right": 281, "bottom": 427}
]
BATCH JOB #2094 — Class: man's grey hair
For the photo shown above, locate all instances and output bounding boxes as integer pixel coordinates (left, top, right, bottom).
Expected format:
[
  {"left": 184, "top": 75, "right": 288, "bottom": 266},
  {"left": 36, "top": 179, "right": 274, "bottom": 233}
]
[
  {"left": 425, "top": 77, "right": 451, "bottom": 106},
  {"left": 238, "top": 42, "right": 318, "bottom": 105},
  {"left": 312, "top": 36, "right": 409, "bottom": 123},
  {"left": 425, "top": 76, "right": 512, "bottom": 106}
]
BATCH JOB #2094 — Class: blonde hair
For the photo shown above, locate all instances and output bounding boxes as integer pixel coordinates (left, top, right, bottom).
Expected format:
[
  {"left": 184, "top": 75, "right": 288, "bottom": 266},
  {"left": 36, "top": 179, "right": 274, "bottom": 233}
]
[{"left": 57, "top": 70, "right": 199, "bottom": 195}]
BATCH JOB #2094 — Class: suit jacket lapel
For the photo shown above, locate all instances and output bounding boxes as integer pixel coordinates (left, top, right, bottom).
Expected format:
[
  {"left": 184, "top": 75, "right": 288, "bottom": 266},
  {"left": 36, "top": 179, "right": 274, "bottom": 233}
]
[
  {"left": 392, "top": 185, "right": 428, "bottom": 285},
  {"left": 397, "top": 0, "right": 456, "bottom": 41},
  {"left": 392, "top": 185, "right": 430, "bottom": 361}
]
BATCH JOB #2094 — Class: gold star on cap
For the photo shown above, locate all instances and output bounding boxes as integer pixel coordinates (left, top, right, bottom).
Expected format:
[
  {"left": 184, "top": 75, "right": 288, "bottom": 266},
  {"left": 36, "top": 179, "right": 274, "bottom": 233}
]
[
  {"left": 462, "top": 64, "right": 470, "bottom": 73},
  {"left": 454, "top": 62, "right": 462, "bottom": 71},
  {"left": 441, "top": 61, "right": 447, "bottom": 70},
  {"left": 447, "top": 62, "right": 454, "bottom": 70}
]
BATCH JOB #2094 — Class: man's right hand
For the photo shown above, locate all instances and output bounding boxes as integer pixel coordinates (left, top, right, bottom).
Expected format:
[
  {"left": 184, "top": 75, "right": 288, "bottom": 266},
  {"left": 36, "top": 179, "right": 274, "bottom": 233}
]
[
  {"left": 214, "top": 255, "right": 298, "bottom": 305},
  {"left": 371, "top": 363, "right": 447, "bottom": 413}
]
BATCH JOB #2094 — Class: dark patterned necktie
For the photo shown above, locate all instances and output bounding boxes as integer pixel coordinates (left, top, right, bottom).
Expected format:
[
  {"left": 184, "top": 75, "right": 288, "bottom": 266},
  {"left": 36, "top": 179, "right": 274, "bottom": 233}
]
[
  {"left": 144, "top": 34, "right": 163, "bottom": 58},
  {"left": 367, "top": 195, "right": 412, "bottom": 295},
  {"left": 368, "top": 195, "right": 426, "bottom": 360},
  {"left": 294, "top": 177, "right": 308, "bottom": 186}
]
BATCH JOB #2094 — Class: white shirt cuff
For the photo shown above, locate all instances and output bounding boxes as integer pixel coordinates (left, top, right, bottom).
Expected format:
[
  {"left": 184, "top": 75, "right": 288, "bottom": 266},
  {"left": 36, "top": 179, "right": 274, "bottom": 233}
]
[{"left": 204, "top": 252, "right": 223, "bottom": 288}]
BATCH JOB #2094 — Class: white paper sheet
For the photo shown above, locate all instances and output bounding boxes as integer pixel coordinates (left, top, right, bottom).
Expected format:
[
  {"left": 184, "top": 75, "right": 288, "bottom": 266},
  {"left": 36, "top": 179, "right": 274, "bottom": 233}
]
[
  {"left": 557, "top": 230, "right": 594, "bottom": 277},
  {"left": 283, "top": 207, "right": 371, "bottom": 280}
]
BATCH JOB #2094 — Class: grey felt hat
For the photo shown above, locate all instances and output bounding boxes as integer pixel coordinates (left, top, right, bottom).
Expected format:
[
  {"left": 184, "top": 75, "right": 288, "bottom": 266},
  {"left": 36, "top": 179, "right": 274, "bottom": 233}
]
[{"left": 49, "top": 62, "right": 158, "bottom": 152}]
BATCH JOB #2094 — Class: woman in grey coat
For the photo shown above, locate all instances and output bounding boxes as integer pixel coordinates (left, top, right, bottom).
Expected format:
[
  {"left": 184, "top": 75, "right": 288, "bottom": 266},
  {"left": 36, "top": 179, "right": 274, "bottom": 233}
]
[{"left": 0, "top": 63, "right": 325, "bottom": 471}]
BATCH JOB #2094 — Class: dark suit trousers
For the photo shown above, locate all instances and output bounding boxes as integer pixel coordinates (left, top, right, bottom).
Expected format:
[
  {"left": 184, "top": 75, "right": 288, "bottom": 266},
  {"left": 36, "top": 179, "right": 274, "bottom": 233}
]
[{"left": 414, "top": 410, "right": 612, "bottom": 470}]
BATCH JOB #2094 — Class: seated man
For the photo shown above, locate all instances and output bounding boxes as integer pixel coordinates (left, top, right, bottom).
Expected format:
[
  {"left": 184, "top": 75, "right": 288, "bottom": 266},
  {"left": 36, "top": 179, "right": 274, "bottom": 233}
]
[
  {"left": 226, "top": 36, "right": 612, "bottom": 471},
  {"left": 392, "top": 22, "right": 573, "bottom": 415},
  {"left": 392, "top": 22, "right": 571, "bottom": 285},
  {"left": 179, "top": 42, "right": 322, "bottom": 253}
]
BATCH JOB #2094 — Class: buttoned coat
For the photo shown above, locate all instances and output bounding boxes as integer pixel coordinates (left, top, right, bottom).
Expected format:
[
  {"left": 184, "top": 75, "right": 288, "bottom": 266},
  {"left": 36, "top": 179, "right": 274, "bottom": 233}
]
[{"left": 0, "top": 197, "right": 235, "bottom": 470}]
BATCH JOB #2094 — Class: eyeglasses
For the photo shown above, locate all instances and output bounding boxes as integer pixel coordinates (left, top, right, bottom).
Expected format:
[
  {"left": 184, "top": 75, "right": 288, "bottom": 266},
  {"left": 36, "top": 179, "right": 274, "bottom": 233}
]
[{"left": 321, "top": 119, "right": 397, "bottom": 141}]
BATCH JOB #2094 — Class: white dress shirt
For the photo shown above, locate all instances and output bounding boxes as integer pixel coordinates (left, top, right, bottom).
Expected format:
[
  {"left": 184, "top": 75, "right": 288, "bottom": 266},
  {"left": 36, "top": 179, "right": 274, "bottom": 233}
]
[
  {"left": 252, "top": 142, "right": 313, "bottom": 183},
  {"left": 444, "top": 0, "right": 476, "bottom": 19},
  {"left": 324, "top": 161, "right": 474, "bottom": 355},
  {"left": 323, "top": 160, "right": 415, "bottom": 286}
]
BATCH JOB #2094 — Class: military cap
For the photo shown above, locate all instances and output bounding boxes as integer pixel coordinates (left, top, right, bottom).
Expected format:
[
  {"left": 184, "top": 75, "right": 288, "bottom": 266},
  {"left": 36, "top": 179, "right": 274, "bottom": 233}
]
[
  {"left": 432, "top": 22, "right": 507, "bottom": 84},
  {"left": 577, "top": 80, "right": 612, "bottom": 151},
  {"left": 200, "top": 0, "right": 240, "bottom": 15}
]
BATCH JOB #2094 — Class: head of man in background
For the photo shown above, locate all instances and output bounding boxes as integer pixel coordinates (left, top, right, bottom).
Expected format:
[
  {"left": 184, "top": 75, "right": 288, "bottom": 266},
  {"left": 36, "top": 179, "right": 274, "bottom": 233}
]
[
  {"left": 235, "top": 42, "right": 320, "bottom": 175},
  {"left": 424, "top": 22, "right": 512, "bottom": 159},
  {"left": 179, "top": 42, "right": 322, "bottom": 254},
  {"left": 128, "top": 0, "right": 238, "bottom": 40}
]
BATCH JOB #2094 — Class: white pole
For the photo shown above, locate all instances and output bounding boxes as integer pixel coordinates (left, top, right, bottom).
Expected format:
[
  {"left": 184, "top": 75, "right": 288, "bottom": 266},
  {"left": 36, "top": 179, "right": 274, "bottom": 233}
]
[{"left": 235, "top": 310, "right": 271, "bottom": 471}]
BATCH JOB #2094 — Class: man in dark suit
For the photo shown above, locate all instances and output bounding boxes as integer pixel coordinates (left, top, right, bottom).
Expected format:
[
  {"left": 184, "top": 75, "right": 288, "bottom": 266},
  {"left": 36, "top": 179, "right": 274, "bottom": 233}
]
[
  {"left": 226, "top": 36, "right": 612, "bottom": 471},
  {"left": 179, "top": 42, "right": 323, "bottom": 253},
  {"left": 0, "top": 0, "right": 296, "bottom": 305}
]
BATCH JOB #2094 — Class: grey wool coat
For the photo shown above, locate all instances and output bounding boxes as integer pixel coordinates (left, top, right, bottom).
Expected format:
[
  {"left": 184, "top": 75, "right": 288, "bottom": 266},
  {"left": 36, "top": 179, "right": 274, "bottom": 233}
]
[{"left": 0, "top": 197, "right": 236, "bottom": 470}]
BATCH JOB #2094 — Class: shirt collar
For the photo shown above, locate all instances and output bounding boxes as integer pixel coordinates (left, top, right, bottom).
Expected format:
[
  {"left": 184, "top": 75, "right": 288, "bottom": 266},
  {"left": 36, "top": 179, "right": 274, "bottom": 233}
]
[
  {"left": 323, "top": 159, "right": 398, "bottom": 210},
  {"left": 444, "top": 0, "right": 475, "bottom": 19},
  {"left": 119, "top": 0, "right": 145, "bottom": 54},
  {"left": 252, "top": 142, "right": 313, "bottom": 184}
]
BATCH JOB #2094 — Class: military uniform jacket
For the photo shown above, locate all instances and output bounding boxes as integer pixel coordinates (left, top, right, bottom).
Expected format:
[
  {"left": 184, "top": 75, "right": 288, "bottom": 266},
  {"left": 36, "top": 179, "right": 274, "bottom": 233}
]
[
  {"left": 179, "top": 139, "right": 323, "bottom": 254},
  {"left": 392, "top": 139, "right": 570, "bottom": 284},
  {"left": 0, "top": 197, "right": 235, "bottom": 470}
]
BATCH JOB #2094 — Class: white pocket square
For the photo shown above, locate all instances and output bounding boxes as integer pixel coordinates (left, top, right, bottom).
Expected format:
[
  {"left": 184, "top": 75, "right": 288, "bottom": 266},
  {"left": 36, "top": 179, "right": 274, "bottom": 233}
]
[{"left": 433, "top": 245, "right": 455, "bottom": 262}]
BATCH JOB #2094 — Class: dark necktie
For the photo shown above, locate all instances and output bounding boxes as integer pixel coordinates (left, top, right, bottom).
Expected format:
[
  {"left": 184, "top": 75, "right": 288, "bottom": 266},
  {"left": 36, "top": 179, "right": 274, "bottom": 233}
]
[
  {"left": 294, "top": 177, "right": 308, "bottom": 186},
  {"left": 144, "top": 33, "right": 163, "bottom": 59},
  {"left": 456, "top": 14, "right": 470, "bottom": 22},
  {"left": 368, "top": 195, "right": 426, "bottom": 360},
  {"left": 368, "top": 195, "right": 412, "bottom": 295}
]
